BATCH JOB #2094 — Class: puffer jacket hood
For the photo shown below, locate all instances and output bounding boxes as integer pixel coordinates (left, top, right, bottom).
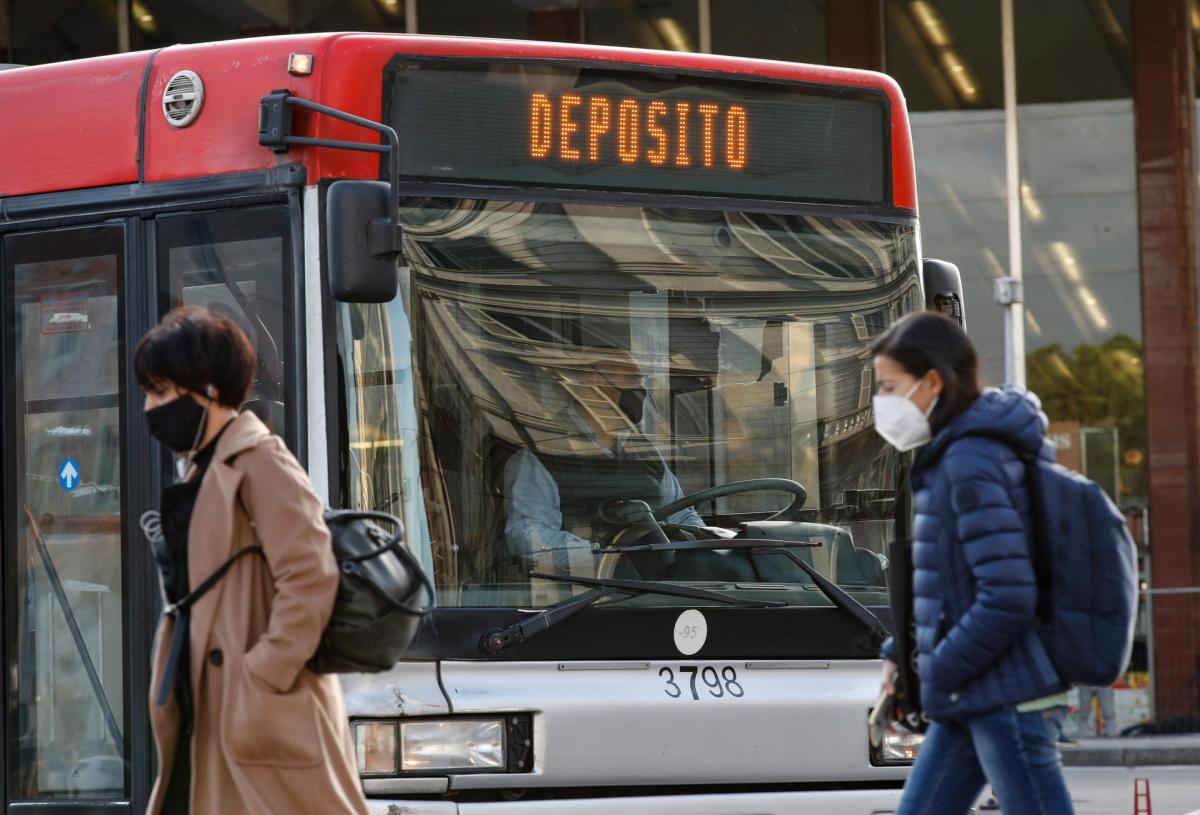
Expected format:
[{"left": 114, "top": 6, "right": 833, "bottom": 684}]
[
  {"left": 882, "top": 385, "right": 1064, "bottom": 720},
  {"left": 919, "top": 385, "right": 1050, "bottom": 466}
]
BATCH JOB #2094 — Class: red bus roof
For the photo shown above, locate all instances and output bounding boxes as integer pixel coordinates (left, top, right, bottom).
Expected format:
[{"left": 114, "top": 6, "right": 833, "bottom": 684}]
[{"left": 0, "top": 33, "right": 915, "bottom": 210}]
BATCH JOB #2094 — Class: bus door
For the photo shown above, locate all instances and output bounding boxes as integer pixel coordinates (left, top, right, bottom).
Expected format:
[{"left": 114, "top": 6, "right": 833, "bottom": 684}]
[
  {"left": 0, "top": 202, "right": 298, "bottom": 809},
  {"left": 2, "top": 224, "right": 135, "bottom": 806}
]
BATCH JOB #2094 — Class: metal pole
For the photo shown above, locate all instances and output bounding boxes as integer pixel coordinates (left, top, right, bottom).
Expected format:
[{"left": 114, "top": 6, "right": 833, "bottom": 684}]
[
  {"left": 24, "top": 509, "right": 125, "bottom": 755},
  {"left": 1141, "top": 504, "right": 1154, "bottom": 723},
  {"left": 117, "top": 0, "right": 131, "bottom": 53},
  {"left": 405, "top": 0, "right": 418, "bottom": 34},
  {"left": 698, "top": 0, "right": 711, "bottom": 54},
  {"left": 1000, "top": 0, "right": 1025, "bottom": 387}
]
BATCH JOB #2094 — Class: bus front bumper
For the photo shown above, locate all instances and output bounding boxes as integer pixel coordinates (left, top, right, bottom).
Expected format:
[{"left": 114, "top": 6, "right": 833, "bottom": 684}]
[{"left": 366, "top": 789, "right": 904, "bottom": 814}]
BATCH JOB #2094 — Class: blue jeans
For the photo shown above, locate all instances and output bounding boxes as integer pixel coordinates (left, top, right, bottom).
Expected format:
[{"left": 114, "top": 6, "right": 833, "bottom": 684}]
[{"left": 896, "top": 706, "right": 1075, "bottom": 815}]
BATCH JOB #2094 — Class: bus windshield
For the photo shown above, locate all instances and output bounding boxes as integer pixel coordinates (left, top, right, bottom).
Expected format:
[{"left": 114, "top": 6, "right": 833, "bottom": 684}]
[{"left": 337, "top": 199, "right": 920, "bottom": 609}]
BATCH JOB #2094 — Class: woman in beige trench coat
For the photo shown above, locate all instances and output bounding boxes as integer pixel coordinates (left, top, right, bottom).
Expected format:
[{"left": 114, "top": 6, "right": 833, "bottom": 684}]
[{"left": 136, "top": 306, "right": 368, "bottom": 815}]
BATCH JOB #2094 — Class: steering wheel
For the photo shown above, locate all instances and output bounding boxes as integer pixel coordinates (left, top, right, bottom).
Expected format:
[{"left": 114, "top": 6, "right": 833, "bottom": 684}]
[
  {"left": 593, "top": 478, "right": 808, "bottom": 580},
  {"left": 596, "top": 477, "right": 809, "bottom": 537},
  {"left": 654, "top": 477, "right": 808, "bottom": 523}
]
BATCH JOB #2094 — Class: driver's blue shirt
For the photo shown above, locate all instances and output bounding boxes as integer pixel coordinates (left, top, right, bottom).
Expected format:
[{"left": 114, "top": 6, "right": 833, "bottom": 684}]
[{"left": 503, "top": 408, "right": 703, "bottom": 564}]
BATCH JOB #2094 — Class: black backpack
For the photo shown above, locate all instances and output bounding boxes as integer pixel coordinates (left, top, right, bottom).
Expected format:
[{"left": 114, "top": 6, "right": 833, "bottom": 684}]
[
  {"left": 309, "top": 510, "right": 434, "bottom": 672},
  {"left": 169, "top": 508, "right": 434, "bottom": 674}
]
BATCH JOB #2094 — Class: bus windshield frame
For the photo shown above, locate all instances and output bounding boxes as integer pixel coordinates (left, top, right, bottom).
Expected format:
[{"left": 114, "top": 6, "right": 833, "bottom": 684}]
[{"left": 333, "top": 188, "right": 919, "bottom": 658}]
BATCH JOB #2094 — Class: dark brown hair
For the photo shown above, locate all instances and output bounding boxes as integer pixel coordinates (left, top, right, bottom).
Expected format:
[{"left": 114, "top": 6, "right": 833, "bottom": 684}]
[
  {"left": 134, "top": 305, "right": 255, "bottom": 409},
  {"left": 872, "top": 311, "right": 980, "bottom": 433}
]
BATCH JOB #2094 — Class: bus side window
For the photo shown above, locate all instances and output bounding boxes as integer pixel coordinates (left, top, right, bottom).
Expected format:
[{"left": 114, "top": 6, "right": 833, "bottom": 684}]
[
  {"left": 156, "top": 206, "right": 293, "bottom": 445},
  {"left": 335, "top": 298, "right": 436, "bottom": 580}
]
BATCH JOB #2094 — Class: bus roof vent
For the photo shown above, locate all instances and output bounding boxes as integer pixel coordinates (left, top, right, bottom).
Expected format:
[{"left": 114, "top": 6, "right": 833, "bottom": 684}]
[{"left": 162, "top": 70, "right": 204, "bottom": 128}]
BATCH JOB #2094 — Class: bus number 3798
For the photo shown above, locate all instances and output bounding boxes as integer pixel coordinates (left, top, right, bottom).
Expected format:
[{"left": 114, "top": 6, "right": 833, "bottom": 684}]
[{"left": 660, "top": 666, "right": 746, "bottom": 700}]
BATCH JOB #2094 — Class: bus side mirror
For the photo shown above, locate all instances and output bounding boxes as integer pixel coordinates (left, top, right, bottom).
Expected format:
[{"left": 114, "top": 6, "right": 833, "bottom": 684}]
[
  {"left": 922, "top": 258, "right": 966, "bottom": 329},
  {"left": 326, "top": 180, "right": 400, "bottom": 303}
]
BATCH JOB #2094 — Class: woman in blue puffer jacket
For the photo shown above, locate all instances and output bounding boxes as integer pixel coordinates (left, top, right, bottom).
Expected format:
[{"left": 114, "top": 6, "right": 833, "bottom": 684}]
[{"left": 873, "top": 312, "right": 1072, "bottom": 815}]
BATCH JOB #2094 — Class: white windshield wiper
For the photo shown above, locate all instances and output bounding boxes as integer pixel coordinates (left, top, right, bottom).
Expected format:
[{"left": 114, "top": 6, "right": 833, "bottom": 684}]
[{"left": 480, "top": 572, "right": 786, "bottom": 655}]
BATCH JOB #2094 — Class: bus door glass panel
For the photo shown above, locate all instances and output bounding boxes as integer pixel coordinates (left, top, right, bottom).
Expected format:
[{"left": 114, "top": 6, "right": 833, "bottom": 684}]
[
  {"left": 156, "top": 206, "right": 292, "bottom": 445},
  {"left": 3, "top": 226, "right": 127, "bottom": 799}
]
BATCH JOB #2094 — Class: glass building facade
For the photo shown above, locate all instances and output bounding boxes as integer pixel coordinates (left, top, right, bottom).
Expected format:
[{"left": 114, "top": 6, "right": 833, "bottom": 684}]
[{"left": 1, "top": 0, "right": 1196, "bottom": 729}]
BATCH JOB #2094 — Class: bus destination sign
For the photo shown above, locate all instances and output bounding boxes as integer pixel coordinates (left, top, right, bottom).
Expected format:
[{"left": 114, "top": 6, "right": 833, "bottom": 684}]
[
  {"left": 527, "top": 92, "right": 748, "bottom": 171},
  {"left": 386, "top": 61, "right": 887, "bottom": 204}
]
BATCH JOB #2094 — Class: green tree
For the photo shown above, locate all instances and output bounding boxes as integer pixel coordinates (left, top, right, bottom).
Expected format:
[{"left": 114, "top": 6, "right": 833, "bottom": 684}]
[{"left": 1026, "top": 335, "right": 1145, "bottom": 504}]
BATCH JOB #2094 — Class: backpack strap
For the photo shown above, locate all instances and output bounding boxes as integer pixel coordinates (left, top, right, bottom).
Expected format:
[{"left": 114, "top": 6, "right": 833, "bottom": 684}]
[
  {"left": 324, "top": 509, "right": 436, "bottom": 608},
  {"left": 156, "top": 544, "right": 265, "bottom": 705},
  {"left": 1016, "top": 451, "right": 1054, "bottom": 624},
  {"left": 164, "top": 455, "right": 271, "bottom": 618},
  {"left": 163, "top": 544, "right": 266, "bottom": 618}
]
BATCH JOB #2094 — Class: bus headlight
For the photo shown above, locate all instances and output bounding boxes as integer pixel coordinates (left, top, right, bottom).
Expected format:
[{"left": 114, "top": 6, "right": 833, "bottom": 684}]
[
  {"left": 401, "top": 719, "right": 505, "bottom": 771},
  {"left": 353, "top": 717, "right": 531, "bottom": 776},
  {"left": 353, "top": 721, "right": 398, "bottom": 775},
  {"left": 871, "top": 722, "right": 925, "bottom": 766}
]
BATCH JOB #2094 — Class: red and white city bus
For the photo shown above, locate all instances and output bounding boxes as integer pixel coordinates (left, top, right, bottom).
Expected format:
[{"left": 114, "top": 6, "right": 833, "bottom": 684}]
[{"left": 0, "top": 34, "right": 963, "bottom": 813}]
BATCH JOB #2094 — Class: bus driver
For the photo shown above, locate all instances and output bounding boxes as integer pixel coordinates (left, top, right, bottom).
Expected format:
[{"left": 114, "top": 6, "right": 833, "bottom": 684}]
[{"left": 502, "top": 349, "right": 703, "bottom": 583}]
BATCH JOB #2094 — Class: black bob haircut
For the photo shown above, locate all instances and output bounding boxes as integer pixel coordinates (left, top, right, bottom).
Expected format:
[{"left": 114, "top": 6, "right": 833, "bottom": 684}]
[
  {"left": 872, "top": 311, "right": 980, "bottom": 434},
  {"left": 134, "top": 305, "right": 255, "bottom": 409}
]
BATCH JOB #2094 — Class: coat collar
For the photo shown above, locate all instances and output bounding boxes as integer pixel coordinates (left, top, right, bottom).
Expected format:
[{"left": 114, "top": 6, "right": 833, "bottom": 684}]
[
  {"left": 212, "top": 410, "right": 273, "bottom": 464},
  {"left": 186, "top": 411, "right": 272, "bottom": 688}
]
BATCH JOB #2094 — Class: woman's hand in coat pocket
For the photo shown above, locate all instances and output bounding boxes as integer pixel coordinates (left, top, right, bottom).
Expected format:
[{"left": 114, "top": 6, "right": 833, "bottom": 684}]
[{"left": 224, "top": 661, "right": 323, "bottom": 768}]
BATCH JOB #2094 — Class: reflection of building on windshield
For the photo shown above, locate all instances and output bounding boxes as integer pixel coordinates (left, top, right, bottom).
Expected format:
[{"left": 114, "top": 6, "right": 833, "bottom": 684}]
[
  {"left": 401, "top": 200, "right": 919, "bottom": 605},
  {"left": 502, "top": 347, "right": 703, "bottom": 586}
]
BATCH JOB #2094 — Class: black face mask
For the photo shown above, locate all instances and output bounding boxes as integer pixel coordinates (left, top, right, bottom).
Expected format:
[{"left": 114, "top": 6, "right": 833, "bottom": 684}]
[
  {"left": 145, "top": 394, "right": 207, "bottom": 453},
  {"left": 617, "top": 387, "right": 648, "bottom": 426}
]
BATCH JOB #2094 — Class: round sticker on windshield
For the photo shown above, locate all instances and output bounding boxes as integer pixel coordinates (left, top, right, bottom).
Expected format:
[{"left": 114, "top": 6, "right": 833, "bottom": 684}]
[{"left": 673, "top": 609, "right": 708, "bottom": 656}]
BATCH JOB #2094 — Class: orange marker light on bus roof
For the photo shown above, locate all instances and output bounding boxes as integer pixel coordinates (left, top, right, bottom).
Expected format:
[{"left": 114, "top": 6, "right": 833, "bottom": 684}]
[{"left": 288, "top": 53, "right": 314, "bottom": 76}]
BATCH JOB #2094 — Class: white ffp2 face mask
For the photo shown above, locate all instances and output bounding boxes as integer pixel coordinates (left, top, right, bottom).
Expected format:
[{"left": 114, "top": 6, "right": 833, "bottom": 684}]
[{"left": 873, "top": 376, "right": 938, "bottom": 452}]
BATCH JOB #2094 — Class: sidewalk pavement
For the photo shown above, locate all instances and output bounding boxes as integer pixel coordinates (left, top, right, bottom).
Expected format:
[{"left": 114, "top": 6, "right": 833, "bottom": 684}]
[{"left": 1059, "top": 734, "right": 1200, "bottom": 767}]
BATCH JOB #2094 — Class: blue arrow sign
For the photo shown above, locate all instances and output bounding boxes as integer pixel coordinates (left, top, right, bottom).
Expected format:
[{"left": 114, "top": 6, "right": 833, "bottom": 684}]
[{"left": 59, "top": 458, "right": 80, "bottom": 492}]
